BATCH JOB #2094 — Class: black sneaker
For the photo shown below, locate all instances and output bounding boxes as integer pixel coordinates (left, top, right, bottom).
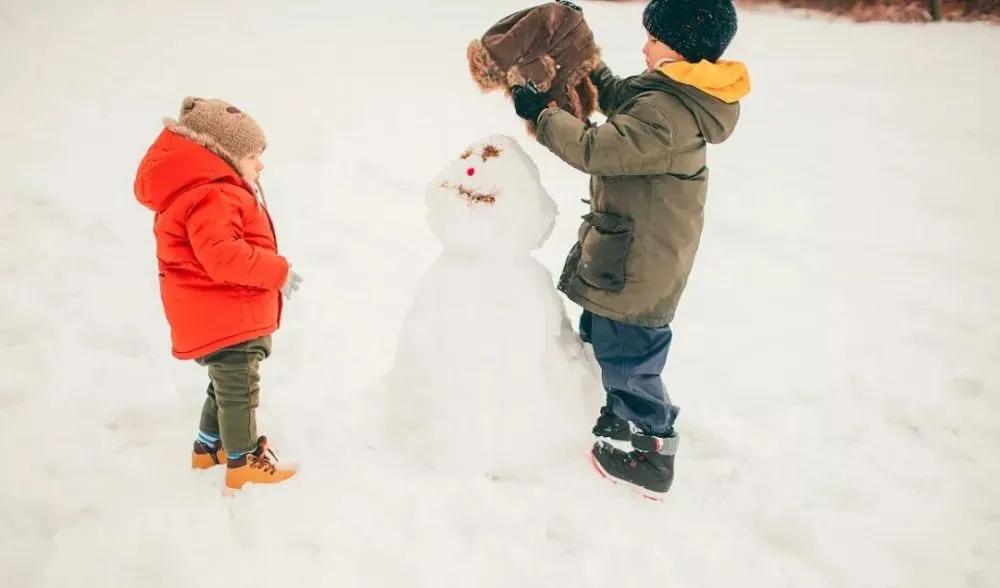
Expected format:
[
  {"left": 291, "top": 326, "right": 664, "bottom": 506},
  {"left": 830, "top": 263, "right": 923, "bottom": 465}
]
[
  {"left": 591, "top": 406, "right": 631, "bottom": 442},
  {"left": 589, "top": 433, "right": 677, "bottom": 499}
]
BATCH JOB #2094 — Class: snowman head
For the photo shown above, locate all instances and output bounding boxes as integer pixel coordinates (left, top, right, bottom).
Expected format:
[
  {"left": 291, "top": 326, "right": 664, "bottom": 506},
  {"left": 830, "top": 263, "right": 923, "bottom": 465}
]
[{"left": 427, "top": 135, "right": 556, "bottom": 255}]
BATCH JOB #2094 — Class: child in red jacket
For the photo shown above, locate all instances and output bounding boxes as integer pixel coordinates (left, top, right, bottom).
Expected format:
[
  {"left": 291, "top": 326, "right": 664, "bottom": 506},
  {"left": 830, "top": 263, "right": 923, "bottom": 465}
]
[{"left": 134, "top": 98, "right": 302, "bottom": 490}]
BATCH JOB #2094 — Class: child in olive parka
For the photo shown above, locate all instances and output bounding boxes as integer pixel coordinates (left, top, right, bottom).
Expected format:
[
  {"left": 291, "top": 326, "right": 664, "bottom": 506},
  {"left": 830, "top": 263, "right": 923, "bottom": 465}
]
[{"left": 513, "top": 0, "right": 751, "bottom": 498}]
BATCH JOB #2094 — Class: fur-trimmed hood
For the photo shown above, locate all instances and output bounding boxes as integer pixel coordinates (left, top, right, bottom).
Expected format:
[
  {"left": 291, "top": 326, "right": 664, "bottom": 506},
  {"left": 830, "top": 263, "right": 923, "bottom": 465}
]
[
  {"left": 134, "top": 126, "right": 254, "bottom": 214},
  {"left": 163, "top": 118, "right": 262, "bottom": 187}
]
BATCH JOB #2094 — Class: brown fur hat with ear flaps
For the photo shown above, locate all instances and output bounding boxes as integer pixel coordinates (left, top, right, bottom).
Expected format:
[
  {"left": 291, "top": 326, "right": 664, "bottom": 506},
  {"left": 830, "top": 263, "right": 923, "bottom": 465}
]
[
  {"left": 163, "top": 97, "right": 267, "bottom": 184},
  {"left": 468, "top": 2, "right": 600, "bottom": 132}
]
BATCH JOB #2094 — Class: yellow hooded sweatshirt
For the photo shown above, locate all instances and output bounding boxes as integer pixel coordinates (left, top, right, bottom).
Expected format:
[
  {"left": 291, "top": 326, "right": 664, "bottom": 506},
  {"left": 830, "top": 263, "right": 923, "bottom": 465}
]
[{"left": 657, "top": 59, "right": 751, "bottom": 104}]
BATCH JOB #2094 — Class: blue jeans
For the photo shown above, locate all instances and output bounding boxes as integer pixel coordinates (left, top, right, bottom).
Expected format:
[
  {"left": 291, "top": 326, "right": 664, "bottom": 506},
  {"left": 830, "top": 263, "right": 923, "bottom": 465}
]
[{"left": 580, "top": 310, "right": 679, "bottom": 436}]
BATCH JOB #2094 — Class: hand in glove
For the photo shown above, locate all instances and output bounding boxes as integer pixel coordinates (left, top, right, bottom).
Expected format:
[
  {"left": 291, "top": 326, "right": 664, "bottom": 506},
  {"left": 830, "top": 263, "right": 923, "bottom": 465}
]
[
  {"left": 281, "top": 266, "right": 304, "bottom": 299},
  {"left": 512, "top": 82, "right": 550, "bottom": 122}
]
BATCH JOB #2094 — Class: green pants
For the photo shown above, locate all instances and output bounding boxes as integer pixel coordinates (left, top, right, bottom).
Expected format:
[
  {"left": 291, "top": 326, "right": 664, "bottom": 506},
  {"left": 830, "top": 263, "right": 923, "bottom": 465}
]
[{"left": 195, "top": 336, "right": 272, "bottom": 455}]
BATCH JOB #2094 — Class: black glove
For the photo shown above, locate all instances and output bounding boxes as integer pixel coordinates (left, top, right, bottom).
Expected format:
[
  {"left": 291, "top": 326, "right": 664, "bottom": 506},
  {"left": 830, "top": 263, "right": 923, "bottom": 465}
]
[
  {"left": 556, "top": 0, "right": 582, "bottom": 12},
  {"left": 512, "top": 82, "right": 549, "bottom": 122}
]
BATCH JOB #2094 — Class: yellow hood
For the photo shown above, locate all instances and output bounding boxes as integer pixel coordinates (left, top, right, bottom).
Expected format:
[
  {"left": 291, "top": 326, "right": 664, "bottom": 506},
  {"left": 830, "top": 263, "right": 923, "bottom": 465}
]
[{"left": 657, "top": 60, "right": 751, "bottom": 104}]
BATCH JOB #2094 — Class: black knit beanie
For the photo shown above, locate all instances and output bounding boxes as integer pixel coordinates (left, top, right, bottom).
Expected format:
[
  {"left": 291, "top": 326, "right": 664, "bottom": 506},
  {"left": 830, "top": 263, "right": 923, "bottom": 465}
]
[{"left": 642, "top": 0, "right": 738, "bottom": 63}]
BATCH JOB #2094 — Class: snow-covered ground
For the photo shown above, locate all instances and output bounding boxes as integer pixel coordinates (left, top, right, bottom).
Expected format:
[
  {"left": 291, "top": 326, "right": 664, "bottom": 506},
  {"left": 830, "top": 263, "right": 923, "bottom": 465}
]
[{"left": 1, "top": 1, "right": 998, "bottom": 586}]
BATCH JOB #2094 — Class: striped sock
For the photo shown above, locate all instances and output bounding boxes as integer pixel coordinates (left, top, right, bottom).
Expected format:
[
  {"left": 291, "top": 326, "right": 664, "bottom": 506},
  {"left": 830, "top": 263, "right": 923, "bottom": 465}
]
[
  {"left": 197, "top": 431, "right": 220, "bottom": 447},
  {"left": 227, "top": 440, "right": 259, "bottom": 463},
  {"left": 227, "top": 450, "right": 249, "bottom": 461}
]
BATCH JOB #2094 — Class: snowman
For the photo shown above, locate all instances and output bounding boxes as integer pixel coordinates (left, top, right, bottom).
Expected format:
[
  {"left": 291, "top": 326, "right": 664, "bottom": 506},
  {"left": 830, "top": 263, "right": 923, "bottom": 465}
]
[{"left": 385, "top": 134, "right": 599, "bottom": 477}]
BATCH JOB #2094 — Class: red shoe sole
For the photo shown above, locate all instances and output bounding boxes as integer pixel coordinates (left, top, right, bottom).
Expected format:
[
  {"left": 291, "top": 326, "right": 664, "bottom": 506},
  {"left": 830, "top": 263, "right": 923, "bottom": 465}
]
[{"left": 587, "top": 450, "right": 664, "bottom": 503}]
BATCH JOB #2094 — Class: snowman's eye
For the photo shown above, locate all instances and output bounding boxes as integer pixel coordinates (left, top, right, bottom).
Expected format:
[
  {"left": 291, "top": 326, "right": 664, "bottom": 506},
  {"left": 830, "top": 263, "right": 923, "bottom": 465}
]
[
  {"left": 481, "top": 144, "right": 502, "bottom": 161},
  {"left": 459, "top": 148, "right": 473, "bottom": 160}
]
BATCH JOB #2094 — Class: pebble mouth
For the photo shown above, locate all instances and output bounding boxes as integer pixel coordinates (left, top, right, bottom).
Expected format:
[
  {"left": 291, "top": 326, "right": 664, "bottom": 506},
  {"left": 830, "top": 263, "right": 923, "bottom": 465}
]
[{"left": 440, "top": 181, "right": 497, "bottom": 206}]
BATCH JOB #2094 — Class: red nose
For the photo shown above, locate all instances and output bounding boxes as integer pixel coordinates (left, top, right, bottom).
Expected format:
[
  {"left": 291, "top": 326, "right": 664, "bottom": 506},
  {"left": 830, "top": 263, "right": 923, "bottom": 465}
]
[{"left": 466, "top": 167, "right": 476, "bottom": 176}]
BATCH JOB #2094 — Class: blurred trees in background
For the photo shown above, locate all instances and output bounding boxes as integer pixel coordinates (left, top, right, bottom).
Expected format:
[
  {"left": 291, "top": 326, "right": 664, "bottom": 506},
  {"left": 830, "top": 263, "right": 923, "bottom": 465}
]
[{"left": 732, "top": 0, "right": 999, "bottom": 22}]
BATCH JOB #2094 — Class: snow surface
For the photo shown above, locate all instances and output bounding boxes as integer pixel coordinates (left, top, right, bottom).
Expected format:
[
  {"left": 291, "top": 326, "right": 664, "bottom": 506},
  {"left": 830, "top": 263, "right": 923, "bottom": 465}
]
[{"left": 1, "top": 1, "right": 998, "bottom": 587}]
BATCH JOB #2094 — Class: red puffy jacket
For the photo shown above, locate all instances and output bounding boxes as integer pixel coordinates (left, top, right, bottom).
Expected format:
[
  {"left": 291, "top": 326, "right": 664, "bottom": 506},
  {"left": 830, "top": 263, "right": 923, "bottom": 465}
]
[{"left": 134, "top": 129, "right": 288, "bottom": 359}]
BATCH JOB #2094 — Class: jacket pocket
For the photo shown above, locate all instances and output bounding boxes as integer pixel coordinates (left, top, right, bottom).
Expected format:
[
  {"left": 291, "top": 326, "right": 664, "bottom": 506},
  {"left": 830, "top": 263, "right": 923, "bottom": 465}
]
[{"left": 577, "top": 211, "right": 635, "bottom": 292}]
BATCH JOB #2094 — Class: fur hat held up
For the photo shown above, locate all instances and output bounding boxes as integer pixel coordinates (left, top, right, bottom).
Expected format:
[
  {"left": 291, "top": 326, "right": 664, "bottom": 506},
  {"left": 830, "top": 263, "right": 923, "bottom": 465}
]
[{"left": 467, "top": 1, "right": 600, "bottom": 130}]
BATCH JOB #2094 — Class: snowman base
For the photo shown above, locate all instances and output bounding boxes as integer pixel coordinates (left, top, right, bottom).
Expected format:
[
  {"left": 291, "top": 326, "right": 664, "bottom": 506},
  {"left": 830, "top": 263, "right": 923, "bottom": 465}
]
[{"left": 384, "top": 255, "right": 594, "bottom": 478}]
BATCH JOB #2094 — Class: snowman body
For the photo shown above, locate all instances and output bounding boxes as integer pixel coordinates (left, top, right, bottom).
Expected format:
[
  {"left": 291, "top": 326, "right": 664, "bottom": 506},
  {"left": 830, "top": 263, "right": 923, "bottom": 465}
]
[{"left": 385, "top": 135, "right": 597, "bottom": 476}]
